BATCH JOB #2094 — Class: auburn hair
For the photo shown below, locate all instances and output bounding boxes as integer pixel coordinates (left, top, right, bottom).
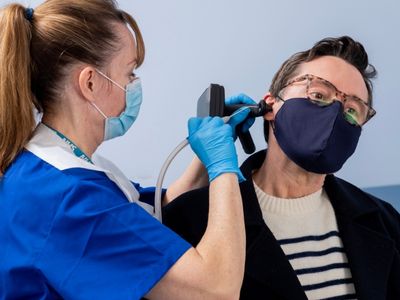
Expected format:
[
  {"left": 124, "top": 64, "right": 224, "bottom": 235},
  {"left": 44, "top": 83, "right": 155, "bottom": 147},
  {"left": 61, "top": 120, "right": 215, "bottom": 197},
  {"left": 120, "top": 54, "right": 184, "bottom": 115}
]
[{"left": 0, "top": 0, "right": 145, "bottom": 175}]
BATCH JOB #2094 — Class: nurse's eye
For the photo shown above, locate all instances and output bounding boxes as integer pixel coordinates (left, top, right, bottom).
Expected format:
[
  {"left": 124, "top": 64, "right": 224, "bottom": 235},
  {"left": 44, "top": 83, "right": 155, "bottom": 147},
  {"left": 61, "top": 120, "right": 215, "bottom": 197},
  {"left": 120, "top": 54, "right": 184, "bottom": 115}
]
[{"left": 129, "top": 72, "right": 137, "bottom": 79}]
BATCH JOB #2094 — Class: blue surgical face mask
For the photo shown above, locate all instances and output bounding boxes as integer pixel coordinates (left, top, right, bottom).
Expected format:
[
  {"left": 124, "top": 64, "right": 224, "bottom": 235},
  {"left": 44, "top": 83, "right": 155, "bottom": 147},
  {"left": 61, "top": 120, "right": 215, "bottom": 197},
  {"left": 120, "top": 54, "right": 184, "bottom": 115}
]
[
  {"left": 273, "top": 98, "right": 361, "bottom": 174},
  {"left": 91, "top": 70, "right": 142, "bottom": 141}
]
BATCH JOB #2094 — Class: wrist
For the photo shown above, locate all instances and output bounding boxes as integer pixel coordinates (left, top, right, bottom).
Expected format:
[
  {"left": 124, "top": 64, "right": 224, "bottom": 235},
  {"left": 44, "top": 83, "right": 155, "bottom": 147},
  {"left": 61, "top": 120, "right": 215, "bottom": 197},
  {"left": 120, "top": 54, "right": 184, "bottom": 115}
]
[{"left": 208, "top": 167, "right": 245, "bottom": 183}]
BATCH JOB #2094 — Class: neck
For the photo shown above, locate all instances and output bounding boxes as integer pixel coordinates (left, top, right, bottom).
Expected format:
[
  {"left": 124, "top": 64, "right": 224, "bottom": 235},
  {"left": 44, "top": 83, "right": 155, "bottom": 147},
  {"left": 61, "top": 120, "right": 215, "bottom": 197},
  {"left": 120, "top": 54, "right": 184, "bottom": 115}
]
[
  {"left": 253, "top": 140, "right": 325, "bottom": 199},
  {"left": 42, "top": 112, "right": 101, "bottom": 158}
]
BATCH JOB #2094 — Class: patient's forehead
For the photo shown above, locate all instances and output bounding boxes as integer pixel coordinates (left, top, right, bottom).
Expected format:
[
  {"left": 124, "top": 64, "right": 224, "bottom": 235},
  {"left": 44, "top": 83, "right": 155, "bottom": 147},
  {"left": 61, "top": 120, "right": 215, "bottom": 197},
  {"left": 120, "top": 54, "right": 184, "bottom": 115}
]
[{"left": 296, "top": 56, "right": 369, "bottom": 103}]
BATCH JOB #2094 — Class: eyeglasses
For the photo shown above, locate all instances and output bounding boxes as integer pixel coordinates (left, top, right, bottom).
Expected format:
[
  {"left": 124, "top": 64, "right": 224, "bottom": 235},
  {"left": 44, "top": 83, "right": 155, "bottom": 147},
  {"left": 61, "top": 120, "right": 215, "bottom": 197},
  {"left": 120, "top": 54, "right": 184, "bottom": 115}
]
[{"left": 277, "top": 74, "right": 376, "bottom": 126}]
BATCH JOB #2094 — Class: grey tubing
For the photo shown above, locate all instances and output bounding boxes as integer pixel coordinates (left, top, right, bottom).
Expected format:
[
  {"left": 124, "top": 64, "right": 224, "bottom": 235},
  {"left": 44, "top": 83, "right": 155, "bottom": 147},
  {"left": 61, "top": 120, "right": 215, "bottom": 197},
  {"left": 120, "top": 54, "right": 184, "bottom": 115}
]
[
  {"left": 154, "top": 138, "right": 189, "bottom": 221},
  {"left": 154, "top": 115, "right": 232, "bottom": 222}
]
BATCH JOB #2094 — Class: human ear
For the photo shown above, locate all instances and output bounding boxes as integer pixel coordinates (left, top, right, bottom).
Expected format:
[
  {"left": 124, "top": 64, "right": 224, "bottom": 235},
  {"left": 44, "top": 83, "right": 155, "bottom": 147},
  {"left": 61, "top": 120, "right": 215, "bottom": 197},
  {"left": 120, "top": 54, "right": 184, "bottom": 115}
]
[
  {"left": 78, "top": 66, "right": 98, "bottom": 103},
  {"left": 262, "top": 93, "right": 278, "bottom": 121}
]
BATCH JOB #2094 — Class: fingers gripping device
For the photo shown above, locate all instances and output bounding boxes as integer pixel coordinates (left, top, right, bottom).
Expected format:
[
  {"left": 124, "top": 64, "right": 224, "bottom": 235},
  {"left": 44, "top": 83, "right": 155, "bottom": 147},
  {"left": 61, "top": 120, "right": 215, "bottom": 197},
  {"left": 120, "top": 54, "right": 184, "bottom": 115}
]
[
  {"left": 197, "top": 84, "right": 271, "bottom": 154},
  {"left": 154, "top": 84, "right": 271, "bottom": 221}
]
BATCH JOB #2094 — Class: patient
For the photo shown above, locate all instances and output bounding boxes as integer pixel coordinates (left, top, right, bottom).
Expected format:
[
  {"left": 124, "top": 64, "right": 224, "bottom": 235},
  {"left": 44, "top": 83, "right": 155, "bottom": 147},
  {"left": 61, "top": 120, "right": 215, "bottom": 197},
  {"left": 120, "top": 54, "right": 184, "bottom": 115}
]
[{"left": 163, "top": 36, "right": 400, "bottom": 299}]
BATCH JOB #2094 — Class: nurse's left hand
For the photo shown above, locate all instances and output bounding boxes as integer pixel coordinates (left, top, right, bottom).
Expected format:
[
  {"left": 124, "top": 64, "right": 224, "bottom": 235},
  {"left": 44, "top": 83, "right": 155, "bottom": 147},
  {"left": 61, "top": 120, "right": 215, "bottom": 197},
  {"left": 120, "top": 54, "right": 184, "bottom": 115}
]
[{"left": 225, "top": 93, "right": 257, "bottom": 134}]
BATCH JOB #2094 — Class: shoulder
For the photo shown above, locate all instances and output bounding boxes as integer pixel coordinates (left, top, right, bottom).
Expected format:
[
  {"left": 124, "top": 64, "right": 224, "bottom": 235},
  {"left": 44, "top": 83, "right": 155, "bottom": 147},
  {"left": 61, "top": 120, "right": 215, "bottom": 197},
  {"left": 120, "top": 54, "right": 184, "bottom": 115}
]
[
  {"left": 360, "top": 190, "right": 400, "bottom": 245},
  {"left": 326, "top": 175, "right": 400, "bottom": 244},
  {"left": 162, "top": 186, "right": 210, "bottom": 246},
  {"left": 4, "top": 150, "right": 130, "bottom": 211},
  {"left": 331, "top": 175, "right": 399, "bottom": 215},
  {"left": 2, "top": 151, "right": 80, "bottom": 201}
]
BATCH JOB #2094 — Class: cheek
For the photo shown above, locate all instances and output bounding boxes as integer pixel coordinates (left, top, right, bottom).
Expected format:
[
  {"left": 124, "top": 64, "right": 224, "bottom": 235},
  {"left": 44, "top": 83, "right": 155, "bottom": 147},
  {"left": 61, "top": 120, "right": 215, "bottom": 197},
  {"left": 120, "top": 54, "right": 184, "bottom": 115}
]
[
  {"left": 109, "top": 88, "right": 126, "bottom": 116},
  {"left": 116, "top": 89, "right": 127, "bottom": 113},
  {"left": 272, "top": 101, "right": 284, "bottom": 119}
]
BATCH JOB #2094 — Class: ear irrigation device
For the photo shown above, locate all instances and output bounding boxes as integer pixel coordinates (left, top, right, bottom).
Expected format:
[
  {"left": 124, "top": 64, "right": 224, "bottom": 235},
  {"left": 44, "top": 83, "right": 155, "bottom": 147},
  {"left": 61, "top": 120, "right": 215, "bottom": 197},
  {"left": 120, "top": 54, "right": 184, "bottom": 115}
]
[
  {"left": 197, "top": 84, "right": 272, "bottom": 154},
  {"left": 154, "top": 84, "right": 271, "bottom": 221}
]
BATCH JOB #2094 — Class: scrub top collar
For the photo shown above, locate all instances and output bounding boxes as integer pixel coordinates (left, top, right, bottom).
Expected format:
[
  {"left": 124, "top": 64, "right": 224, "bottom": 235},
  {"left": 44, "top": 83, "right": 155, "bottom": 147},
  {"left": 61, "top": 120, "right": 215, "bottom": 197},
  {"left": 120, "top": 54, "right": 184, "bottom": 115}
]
[{"left": 25, "top": 123, "right": 154, "bottom": 216}]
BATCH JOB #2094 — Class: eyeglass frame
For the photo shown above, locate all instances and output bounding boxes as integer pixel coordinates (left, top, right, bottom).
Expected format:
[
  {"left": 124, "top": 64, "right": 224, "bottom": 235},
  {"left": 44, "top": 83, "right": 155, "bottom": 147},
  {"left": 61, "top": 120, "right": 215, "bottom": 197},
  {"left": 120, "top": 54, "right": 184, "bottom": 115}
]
[{"left": 276, "top": 74, "right": 376, "bottom": 126}]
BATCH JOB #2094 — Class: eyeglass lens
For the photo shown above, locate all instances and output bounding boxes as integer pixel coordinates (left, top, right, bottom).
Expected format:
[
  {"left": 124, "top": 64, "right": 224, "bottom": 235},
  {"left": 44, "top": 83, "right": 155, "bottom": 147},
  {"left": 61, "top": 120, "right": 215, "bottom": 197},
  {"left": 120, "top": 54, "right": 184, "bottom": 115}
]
[{"left": 306, "top": 78, "right": 369, "bottom": 126}]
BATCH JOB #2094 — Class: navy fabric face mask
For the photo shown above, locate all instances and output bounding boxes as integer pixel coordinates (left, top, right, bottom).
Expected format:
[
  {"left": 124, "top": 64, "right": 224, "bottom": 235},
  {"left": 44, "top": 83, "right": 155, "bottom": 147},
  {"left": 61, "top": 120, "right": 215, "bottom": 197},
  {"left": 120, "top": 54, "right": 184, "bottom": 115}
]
[{"left": 273, "top": 98, "right": 361, "bottom": 174}]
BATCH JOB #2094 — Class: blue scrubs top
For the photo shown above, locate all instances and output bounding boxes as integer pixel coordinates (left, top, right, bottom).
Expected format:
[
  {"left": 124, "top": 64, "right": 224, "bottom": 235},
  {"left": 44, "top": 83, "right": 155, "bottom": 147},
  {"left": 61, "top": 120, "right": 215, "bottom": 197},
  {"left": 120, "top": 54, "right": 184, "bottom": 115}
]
[{"left": 0, "top": 125, "right": 191, "bottom": 299}]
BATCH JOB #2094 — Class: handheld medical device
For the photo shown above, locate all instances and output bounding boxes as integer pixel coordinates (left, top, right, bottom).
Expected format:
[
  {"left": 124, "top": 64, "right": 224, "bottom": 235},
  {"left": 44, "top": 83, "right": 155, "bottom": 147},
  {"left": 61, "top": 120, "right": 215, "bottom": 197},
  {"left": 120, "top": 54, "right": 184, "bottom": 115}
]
[
  {"left": 154, "top": 84, "right": 272, "bottom": 221},
  {"left": 197, "top": 84, "right": 271, "bottom": 154}
]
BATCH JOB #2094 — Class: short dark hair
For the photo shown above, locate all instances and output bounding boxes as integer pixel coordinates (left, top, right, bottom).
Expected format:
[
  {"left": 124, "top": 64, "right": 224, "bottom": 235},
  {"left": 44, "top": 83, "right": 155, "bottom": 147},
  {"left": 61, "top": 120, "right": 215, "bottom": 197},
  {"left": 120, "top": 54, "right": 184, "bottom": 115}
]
[{"left": 264, "top": 36, "right": 377, "bottom": 143}]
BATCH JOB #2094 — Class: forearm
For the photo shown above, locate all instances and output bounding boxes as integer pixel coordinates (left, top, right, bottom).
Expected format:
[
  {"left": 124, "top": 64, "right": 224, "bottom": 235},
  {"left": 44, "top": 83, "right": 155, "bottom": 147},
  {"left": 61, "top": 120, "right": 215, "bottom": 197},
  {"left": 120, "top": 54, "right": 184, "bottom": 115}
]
[
  {"left": 164, "top": 157, "right": 208, "bottom": 205},
  {"left": 195, "top": 173, "right": 246, "bottom": 297}
]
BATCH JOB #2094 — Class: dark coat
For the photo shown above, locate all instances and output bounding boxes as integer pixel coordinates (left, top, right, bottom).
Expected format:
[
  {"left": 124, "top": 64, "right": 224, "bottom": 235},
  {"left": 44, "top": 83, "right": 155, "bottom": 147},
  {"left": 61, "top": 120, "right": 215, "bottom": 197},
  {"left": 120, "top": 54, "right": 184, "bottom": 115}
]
[{"left": 163, "top": 150, "right": 400, "bottom": 300}]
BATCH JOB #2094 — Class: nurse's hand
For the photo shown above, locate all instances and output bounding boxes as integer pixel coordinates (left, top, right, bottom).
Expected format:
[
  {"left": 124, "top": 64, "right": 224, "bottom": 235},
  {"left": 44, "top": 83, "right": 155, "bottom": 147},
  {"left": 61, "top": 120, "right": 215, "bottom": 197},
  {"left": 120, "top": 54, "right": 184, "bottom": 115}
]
[
  {"left": 187, "top": 109, "right": 250, "bottom": 182},
  {"left": 225, "top": 93, "right": 257, "bottom": 134}
]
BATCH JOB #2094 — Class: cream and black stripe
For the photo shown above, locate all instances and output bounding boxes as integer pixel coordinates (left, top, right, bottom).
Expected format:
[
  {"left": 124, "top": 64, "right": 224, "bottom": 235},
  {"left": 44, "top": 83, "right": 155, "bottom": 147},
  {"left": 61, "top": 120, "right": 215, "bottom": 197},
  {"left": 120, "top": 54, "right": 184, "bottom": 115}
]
[{"left": 254, "top": 183, "right": 357, "bottom": 300}]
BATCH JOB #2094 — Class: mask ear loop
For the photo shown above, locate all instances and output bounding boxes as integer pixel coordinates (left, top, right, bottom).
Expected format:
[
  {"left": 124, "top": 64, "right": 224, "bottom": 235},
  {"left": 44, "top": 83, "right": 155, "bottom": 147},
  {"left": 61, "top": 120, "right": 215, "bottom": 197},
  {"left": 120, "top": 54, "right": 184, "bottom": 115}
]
[
  {"left": 90, "top": 69, "right": 126, "bottom": 119},
  {"left": 95, "top": 69, "right": 126, "bottom": 92},
  {"left": 90, "top": 102, "right": 108, "bottom": 119}
]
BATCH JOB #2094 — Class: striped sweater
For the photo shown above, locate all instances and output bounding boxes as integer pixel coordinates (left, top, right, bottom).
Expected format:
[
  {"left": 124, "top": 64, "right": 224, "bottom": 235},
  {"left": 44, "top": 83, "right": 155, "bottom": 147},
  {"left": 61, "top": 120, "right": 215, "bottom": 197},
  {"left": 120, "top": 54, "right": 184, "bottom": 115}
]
[{"left": 254, "top": 183, "right": 357, "bottom": 300}]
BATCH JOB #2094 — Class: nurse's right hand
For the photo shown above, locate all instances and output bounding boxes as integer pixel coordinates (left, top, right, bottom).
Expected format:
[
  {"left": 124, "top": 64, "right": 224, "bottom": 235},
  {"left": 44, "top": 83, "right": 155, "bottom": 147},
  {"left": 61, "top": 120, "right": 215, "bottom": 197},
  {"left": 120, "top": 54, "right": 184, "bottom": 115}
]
[{"left": 187, "top": 114, "right": 247, "bottom": 182}]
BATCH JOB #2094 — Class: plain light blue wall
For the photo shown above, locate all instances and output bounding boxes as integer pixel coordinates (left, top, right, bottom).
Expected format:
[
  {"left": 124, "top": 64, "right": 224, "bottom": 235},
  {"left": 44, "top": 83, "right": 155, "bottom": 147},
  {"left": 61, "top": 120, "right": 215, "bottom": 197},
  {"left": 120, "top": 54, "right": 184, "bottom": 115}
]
[
  {"left": 6, "top": 0, "right": 400, "bottom": 189},
  {"left": 364, "top": 185, "right": 400, "bottom": 211}
]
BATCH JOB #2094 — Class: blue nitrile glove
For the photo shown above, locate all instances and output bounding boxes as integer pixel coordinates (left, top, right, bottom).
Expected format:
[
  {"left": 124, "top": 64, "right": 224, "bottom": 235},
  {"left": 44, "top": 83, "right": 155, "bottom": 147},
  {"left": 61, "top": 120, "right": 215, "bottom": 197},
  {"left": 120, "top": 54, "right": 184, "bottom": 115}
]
[
  {"left": 188, "top": 109, "right": 250, "bottom": 182},
  {"left": 225, "top": 93, "right": 257, "bottom": 134}
]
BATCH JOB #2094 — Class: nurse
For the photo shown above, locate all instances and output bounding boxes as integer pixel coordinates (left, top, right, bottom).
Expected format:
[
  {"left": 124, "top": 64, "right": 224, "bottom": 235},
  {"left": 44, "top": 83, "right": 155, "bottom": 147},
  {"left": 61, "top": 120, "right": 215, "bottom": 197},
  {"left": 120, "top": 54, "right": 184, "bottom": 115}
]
[{"left": 0, "top": 1, "right": 249, "bottom": 299}]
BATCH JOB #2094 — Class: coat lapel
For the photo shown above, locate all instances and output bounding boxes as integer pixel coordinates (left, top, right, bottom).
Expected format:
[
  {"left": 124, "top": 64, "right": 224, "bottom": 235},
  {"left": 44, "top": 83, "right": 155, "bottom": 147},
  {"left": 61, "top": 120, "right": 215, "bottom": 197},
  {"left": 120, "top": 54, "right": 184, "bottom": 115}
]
[
  {"left": 325, "top": 176, "right": 396, "bottom": 300},
  {"left": 240, "top": 180, "right": 308, "bottom": 299},
  {"left": 244, "top": 229, "right": 308, "bottom": 299}
]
